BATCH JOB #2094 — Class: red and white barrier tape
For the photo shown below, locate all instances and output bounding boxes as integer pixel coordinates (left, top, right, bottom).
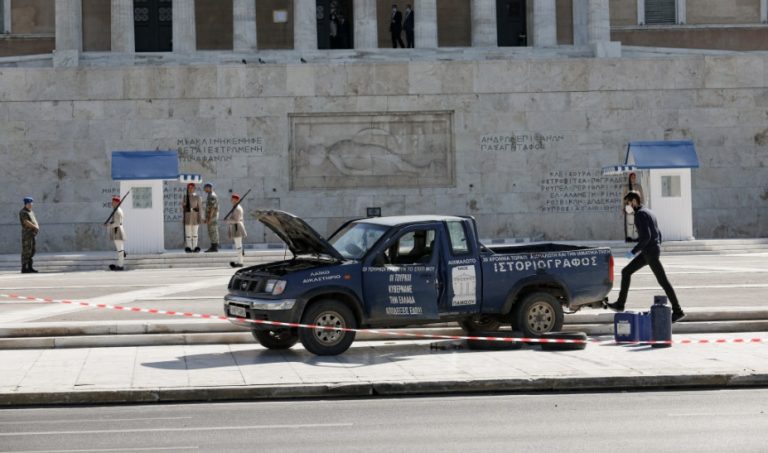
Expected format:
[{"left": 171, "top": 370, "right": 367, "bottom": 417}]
[{"left": 1, "top": 293, "right": 766, "bottom": 346}]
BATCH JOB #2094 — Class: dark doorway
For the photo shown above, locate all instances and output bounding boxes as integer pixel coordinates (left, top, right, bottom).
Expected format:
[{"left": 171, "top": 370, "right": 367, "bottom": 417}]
[
  {"left": 316, "top": 0, "right": 353, "bottom": 49},
  {"left": 496, "top": 0, "right": 527, "bottom": 47},
  {"left": 134, "top": 0, "right": 173, "bottom": 52}
]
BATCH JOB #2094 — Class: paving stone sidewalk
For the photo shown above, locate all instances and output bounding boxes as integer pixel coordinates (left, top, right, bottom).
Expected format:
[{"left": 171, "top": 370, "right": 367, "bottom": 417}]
[{"left": 1, "top": 333, "right": 767, "bottom": 406}]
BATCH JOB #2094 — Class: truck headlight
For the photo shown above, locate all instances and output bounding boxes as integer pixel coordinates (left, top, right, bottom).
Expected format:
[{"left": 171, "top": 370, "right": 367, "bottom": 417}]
[{"left": 265, "top": 279, "right": 287, "bottom": 295}]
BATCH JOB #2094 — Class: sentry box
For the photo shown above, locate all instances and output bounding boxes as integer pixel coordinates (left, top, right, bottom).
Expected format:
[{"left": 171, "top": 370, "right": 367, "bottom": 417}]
[{"left": 614, "top": 311, "right": 652, "bottom": 343}]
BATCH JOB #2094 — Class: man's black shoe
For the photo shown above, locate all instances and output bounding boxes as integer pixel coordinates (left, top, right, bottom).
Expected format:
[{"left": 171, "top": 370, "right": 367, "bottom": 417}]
[
  {"left": 672, "top": 311, "right": 686, "bottom": 323},
  {"left": 606, "top": 302, "right": 625, "bottom": 312},
  {"left": 184, "top": 247, "right": 192, "bottom": 253},
  {"left": 230, "top": 262, "right": 243, "bottom": 268},
  {"left": 205, "top": 245, "right": 219, "bottom": 253},
  {"left": 28, "top": 267, "right": 38, "bottom": 273},
  {"left": 113, "top": 266, "right": 124, "bottom": 271},
  {"left": 194, "top": 247, "right": 201, "bottom": 253},
  {"left": 109, "top": 264, "right": 116, "bottom": 271},
  {"left": 21, "top": 268, "right": 30, "bottom": 274}
]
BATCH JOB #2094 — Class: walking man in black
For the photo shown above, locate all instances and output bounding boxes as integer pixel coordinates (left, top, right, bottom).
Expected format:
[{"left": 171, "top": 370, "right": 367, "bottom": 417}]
[
  {"left": 403, "top": 4, "right": 414, "bottom": 48},
  {"left": 607, "top": 192, "right": 686, "bottom": 323},
  {"left": 390, "top": 4, "right": 405, "bottom": 48}
]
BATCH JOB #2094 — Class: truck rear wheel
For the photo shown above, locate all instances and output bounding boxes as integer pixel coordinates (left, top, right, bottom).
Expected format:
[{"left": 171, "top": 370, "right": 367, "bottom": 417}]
[
  {"left": 298, "top": 300, "right": 357, "bottom": 356},
  {"left": 253, "top": 329, "right": 299, "bottom": 350},
  {"left": 459, "top": 315, "right": 502, "bottom": 333},
  {"left": 514, "top": 292, "right": 564, "bottom": 337}
]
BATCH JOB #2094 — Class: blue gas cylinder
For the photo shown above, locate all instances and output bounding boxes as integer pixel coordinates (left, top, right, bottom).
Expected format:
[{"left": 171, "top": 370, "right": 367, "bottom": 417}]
[{"left": 651, "top": 295, "right": 672, "bottom": 348}]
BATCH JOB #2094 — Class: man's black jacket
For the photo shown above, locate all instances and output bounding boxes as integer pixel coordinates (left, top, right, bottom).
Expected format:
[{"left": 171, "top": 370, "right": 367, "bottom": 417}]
[
  {"left": 631, "top": 206, "right": 663, "bottom": 255},
  {"left": 391, "top": 11, "right": 403, "bottom": 32},
  {"left": 404, "top": 10, "right": 414, "bottom": 31}
]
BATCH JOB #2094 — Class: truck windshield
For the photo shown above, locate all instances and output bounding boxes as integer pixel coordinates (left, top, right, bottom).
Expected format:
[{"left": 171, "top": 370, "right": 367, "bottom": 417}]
[{"left": 329, "top": 222, "right": 388, "bottom": 260}]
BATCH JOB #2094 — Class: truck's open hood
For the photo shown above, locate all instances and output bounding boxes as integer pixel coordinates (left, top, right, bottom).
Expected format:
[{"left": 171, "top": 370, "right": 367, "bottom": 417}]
[{"left": 254, "top": 210, "right": 344, "bottom": 261}]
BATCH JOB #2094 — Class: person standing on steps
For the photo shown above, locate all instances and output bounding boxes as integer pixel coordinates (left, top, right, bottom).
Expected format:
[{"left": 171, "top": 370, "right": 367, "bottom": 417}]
[
  {"left": 403, "top": 4, "right": 414, "bottom": 48},
  {"left": 19, "top": 197, "right": 39, "bottom": 274},
  {"left": 226, "top": 193, "right": 247, "bottom": 268},
  {"left": 203, "top": 183, "right": 219, "bottom": 253},
  {"left": 106, "top": 195, "right": 126, "bottom": 271},
  {"left": 390, "top": 4, "right": 405, "bottom": 48},
  {"left": 607, "top": 192, "right": 686, "bottom": 323},
  {"left": 182, "top": 183, "right": 203, "bottom": 253}
]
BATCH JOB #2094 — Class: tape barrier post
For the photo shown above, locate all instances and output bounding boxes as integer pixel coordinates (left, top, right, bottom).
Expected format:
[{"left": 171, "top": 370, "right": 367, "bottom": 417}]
[{"left": 1, "top": 293, "right": 766, "bottom": 346}]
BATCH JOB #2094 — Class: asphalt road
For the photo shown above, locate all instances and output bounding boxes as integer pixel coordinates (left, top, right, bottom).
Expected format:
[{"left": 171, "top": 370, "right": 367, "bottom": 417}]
[
  {"left": 1, "top": 390, "right": 767, "bottom": 452},
  {"left": 0, "top": 252, "right": 766, "bottom": 324}
]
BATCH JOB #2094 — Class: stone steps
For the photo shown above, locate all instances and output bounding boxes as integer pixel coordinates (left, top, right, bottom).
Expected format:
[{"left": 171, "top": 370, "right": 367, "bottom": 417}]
[{"left": 1, "top": 239, "right": 766, "bottom": 272}]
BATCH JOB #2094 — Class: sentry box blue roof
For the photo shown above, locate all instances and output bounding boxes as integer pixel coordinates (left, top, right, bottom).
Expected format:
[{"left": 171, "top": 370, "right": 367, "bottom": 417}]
[
  {"left": 624, "top": 140, "right": 699, "bottom": 169},
  {"left": 111, "top": 151, "right": 180, "bottom": 180},
  {"left": 602, "top": 140, "right": 699, "bottom": 175}
]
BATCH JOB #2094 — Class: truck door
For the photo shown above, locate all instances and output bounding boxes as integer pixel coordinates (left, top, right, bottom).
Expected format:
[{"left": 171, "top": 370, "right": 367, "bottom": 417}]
[
  {"left": 362, "top": 225, "right": 440, "bottom": 322},
  {"left": 441, "top": 220, "right": 481, "bottom": 314}
]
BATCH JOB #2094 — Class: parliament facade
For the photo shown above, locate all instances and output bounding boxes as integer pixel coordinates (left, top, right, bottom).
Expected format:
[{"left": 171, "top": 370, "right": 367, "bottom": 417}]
[{"left": 0, "top": 1, "right": 765, "bottom": 253}]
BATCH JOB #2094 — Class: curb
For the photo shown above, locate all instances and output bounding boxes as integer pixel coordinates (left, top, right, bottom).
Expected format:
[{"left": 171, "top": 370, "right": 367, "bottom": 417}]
[
  {"left": 2, "top": 321, "right": 767, "bottom": 349},
  {"left": 2, "top": 373, "right": 767, "bottom": 407}
]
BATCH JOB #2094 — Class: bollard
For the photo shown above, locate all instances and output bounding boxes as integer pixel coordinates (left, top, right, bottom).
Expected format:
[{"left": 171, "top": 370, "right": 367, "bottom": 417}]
[{"left": 651, "top": 295, "right": 672, "bottom": 348}]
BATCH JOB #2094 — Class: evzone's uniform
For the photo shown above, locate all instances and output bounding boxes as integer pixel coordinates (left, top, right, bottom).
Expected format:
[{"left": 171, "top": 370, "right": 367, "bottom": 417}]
[
  {"left": 226, "top": 195, "right": 247, "bottom": 268},
  {"left": 106, "top": 197, "right": 126, "bottom": 271},
  {"left": 183, "top": 184, "right": 203, "bottom": 252}
]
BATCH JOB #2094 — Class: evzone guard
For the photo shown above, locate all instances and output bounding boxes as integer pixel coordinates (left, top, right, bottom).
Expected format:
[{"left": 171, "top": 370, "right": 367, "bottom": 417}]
[
  {"left": 105, "top": 195, "right": 127, "bottom": 271},
  {"left": 226, "top": 193, "right": 247, "bottom": 268}
]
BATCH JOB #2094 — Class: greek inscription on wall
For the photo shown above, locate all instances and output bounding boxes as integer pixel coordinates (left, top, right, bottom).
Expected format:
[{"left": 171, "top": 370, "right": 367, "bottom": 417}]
[
  {"left": 290, "top": 112, "right": 454, "bottom": 190},
  {"left": 163, "top": 183, "right": 187, "bottom": 222},
  {"left": 177, "top": 137, "right": 264, "bottom": 163},
  {"left": 540, "top": 169, "right": 624, "bottom": 213},
  {"left": 479, "top": 132, "right": 567, "bottom": 152}
]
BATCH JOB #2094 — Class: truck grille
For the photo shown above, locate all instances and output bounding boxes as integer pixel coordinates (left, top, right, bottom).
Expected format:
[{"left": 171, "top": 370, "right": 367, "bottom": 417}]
[{"left": 229, "top": 276, "right": 267, "bottom": 293}]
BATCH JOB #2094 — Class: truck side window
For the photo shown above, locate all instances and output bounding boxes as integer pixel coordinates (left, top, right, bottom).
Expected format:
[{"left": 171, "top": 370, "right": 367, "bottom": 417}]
[
  {"left": 446, "top": 221, "right": 470, "bottom": 255},
  {"left": 378, "top": 228, "right": 436, "bottom": 265}
]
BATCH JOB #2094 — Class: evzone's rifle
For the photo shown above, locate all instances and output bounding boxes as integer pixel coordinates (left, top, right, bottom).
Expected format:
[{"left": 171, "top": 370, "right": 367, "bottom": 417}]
[
  {"left": 223, "top": 188, "right": 252, "bottom": 220},
  {"left": 103, "top": 188, "right": 131, "bottom": 225}
]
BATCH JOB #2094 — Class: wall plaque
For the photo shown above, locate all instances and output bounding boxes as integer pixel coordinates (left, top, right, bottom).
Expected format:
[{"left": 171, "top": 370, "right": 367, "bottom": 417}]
[{"left": 290, "top": 112, "right": 454, "bottom": 190}]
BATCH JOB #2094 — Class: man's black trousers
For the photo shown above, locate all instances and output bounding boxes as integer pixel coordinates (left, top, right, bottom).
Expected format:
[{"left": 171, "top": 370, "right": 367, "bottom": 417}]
[
  {"left": 392, "top": 32, "right": 405, "bottom": 48},
  {"left": 616, "top": 249, "right": 682, "bottom": 313}
]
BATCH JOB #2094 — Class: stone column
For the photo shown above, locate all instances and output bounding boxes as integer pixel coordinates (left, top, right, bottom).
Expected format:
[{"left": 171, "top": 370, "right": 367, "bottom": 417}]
[
  {"left": 414, "top": 0, "right": 437, "bottom": 48},
  {"left": 532, "top": 0, "right": 557, "bottom": 47},
  {"left": 294, "top": 0, "right": 317, "bottom": 51},
  {"left": 172, "top": 0, "right": 196, "bottom": 53},
  {"left": 233, "top": 0, "right": 258, "bottom": 51},
  {"left": 111, "top": 0, "right": 135, "bottom": 53},
  {"left": 572, "top": 0, "right": 588, "bottom": 46},
  {"left": 587, "top": 0, "right": 620, "bottom": 57},
  {"left": 1, "top": 0, "right": 10, "bottom": 34},
  {"left": 353, "top": 0, "right": 377, "bottom": 49},
  {"left": 471, "top": 0, "right": 497, "bottom": 47},
  {"left": 762, "top": 0, "right": 768, "bottom": 24},
  {"left": 54, "top": 0, "right": 83, "bottom": 67},
  {"left": 587, "top": 0, "right": 610, "bottom": 42}
]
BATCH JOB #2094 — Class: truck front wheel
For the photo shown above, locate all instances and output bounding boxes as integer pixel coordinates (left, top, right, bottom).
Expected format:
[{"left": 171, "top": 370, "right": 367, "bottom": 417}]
[
  {"left": 513, "top": 292, "right": 564, "bottom": 337},
  {"left": 459, "top": 315, "right": 502, "bottom": 333},
  {"left": 253, "top": 329, "right": 299, "bottom": 350},
  {"left": 298, "top": 300, "right": 357, "bottom": 355}
]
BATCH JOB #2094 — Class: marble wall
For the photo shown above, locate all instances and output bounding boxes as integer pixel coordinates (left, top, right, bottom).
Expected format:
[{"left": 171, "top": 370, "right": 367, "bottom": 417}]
[{"left": 0, "top": 54, "right": 766, "bottom": 253}]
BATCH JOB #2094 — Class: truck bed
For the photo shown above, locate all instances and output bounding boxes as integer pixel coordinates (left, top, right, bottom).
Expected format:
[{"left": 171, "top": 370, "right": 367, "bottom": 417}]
[{"left": 487, "top": 243, "right": 595, "bottom": 255}]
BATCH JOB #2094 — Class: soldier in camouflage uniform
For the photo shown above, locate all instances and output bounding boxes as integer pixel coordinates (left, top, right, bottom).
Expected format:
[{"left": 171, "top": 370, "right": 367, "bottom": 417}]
[
  {"left": 19, "top": 197, "right": 39, "bottom": 274},
  {"left": 203, "top": 183, "right": 219, "bottom": 252}
]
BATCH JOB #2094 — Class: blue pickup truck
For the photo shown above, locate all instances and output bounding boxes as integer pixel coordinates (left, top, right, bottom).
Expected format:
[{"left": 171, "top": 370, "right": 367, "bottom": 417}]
[{"left": 224, "top": 211, "right": 614, "bottom": 355}]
